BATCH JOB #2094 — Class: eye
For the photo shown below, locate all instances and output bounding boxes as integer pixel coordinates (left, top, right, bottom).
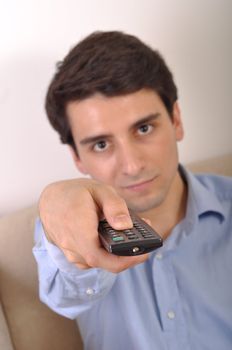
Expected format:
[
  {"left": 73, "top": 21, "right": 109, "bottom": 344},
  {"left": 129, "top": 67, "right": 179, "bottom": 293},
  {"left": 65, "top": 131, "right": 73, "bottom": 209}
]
[
  {"left": 137, "top": 124, "right": 153, "bottom": 135},
  {"left": 93, "top": 140, "right": 108, "bottom": 152}
]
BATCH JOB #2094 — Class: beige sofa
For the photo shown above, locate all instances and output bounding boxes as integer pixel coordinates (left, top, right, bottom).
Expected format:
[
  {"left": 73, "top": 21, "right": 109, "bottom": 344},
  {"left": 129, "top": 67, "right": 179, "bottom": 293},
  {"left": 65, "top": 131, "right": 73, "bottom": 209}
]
[{"left": 0, "top": 154, "right": 231, "bottom": 350}]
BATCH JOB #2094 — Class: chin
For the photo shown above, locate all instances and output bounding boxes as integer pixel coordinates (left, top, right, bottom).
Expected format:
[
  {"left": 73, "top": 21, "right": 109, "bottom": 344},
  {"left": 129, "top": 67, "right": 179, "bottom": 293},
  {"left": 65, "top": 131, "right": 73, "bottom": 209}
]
[{"left": 126, "top": 193, "right": 165, "bottom": 214}]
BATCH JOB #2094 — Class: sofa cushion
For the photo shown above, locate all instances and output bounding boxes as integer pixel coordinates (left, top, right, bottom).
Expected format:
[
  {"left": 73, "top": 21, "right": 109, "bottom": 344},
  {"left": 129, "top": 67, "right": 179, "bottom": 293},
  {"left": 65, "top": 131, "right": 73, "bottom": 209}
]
[
  {"left": 0, "top": 304, "right": 14, "bottom": 350},
  {"left": 186, "top": 153, "right": 232, "bottom": 176},
  {"left": 0, "top": 205, "right": 83, "bottom": 350}
]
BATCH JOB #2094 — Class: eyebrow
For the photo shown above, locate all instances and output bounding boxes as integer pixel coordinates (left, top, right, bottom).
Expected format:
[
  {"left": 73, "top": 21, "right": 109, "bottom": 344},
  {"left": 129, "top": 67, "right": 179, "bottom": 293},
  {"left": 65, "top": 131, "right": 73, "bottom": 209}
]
[
  {"left": 79, "top": 113, "right": 160, "bottom": 146},
  {"left": 131, "top": 113, "right": 160, "bottom": 130}
]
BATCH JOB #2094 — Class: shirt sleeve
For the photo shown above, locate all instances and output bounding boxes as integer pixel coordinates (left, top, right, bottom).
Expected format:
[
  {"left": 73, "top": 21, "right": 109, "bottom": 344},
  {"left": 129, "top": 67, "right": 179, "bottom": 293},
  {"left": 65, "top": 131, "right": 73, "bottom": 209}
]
[{"left": 32, "top": 218, "right": 116, "bottom": 319}]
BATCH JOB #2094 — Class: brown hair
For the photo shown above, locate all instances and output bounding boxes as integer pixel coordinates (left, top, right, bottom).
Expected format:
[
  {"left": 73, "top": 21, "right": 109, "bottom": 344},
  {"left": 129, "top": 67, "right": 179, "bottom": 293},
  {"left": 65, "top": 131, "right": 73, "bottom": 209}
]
[{"left": 45, "top": 31, "right": 178, "bottom": 149}]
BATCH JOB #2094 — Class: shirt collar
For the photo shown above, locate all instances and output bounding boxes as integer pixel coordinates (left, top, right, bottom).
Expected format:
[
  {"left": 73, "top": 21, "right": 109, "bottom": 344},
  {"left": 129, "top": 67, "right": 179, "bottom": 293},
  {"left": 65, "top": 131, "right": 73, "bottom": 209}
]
[
  {"left": 150, "top": 165, "right": 225, "bottom": 255},
  {"left": 179, "top": 164, "right": 225, "bottom": 222}
]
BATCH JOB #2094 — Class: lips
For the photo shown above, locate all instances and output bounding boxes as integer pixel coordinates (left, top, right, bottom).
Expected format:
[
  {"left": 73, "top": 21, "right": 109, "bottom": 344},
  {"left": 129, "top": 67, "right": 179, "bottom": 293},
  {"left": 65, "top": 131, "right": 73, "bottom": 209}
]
[{"left": 121, "top": 176, "right": 157, "bottom": 192}]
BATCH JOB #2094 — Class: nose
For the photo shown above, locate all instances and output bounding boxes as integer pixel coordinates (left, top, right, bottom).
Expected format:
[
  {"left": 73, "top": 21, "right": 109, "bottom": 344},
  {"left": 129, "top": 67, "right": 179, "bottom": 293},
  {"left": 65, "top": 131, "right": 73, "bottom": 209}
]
[{"left": 117, "top": 141, "right": 145, "bottom": 177}]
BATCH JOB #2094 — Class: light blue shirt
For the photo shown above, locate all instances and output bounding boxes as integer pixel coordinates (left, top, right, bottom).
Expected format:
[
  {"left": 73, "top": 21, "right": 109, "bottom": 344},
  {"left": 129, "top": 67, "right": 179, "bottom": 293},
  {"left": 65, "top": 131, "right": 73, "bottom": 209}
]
[{"left": 33, "top": 167, "right": 232, "bottom": 350}]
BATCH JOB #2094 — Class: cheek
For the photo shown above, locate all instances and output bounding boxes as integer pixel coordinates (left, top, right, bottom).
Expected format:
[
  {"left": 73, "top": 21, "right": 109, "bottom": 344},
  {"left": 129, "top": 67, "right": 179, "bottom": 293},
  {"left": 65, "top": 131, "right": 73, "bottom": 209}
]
[{"left": 151, "top": 130, "right": 178, "bottom": 167}]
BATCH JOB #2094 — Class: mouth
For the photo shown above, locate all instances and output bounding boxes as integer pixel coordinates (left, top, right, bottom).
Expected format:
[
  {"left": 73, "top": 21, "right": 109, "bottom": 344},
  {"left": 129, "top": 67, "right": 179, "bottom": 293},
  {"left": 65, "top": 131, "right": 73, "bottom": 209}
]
[{"left": 121, "top": 176, "right": 157, "bottom": 192}]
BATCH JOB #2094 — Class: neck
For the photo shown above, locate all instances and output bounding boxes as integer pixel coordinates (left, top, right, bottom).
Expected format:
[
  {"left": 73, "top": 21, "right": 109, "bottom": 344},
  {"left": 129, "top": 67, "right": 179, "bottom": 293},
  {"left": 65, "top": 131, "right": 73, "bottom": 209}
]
[{"left": 140, "top": 170, "right": 187, "bottom": 240}]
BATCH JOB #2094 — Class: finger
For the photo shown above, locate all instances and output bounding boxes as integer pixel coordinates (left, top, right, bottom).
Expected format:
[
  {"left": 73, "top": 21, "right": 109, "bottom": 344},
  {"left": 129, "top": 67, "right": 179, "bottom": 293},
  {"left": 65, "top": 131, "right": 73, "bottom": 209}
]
[
  {"left": 63, "top": 249, "right": 87, "bottom": 265},
  {"left": 75, "top": 263, "right": 91, "bottom": 270},
  {"left": 62, "top": 248, "right": 93, "bottom": 269},
  {"left": 63, "top": 235, "right": 149, "bottom": 273},
  {"left": 90, "top": 184, "right": 133, "bottom": 230},
  {"left": 141, "top": 217, "right": 152, "bottom": 226},
  {"left": 84, "top": 246, "right": 149, "bottom": 273}
]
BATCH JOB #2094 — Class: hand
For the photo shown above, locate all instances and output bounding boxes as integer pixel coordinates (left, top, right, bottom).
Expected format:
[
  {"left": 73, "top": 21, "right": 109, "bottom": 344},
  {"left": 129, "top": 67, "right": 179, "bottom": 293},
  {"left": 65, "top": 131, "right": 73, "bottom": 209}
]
[{"left": 39, "top": 178, "right": 149, "bottom": 273}]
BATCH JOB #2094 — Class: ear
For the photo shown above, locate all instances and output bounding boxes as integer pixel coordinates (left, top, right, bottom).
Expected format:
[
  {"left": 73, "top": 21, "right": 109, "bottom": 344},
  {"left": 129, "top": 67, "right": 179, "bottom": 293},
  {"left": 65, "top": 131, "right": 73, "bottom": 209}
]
[
  {"left": 68, "top": 146, "right": 89, "bottom": 175},
  {"left": 172, "top": 101, "right": 184, "bottom": 141}
]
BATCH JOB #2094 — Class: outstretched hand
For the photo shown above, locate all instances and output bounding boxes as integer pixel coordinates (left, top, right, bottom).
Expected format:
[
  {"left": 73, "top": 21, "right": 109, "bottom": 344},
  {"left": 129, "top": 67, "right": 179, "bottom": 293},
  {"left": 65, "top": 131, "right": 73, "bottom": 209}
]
[{"left": 39, "top": 178, "right": 149, "bottom": 273}]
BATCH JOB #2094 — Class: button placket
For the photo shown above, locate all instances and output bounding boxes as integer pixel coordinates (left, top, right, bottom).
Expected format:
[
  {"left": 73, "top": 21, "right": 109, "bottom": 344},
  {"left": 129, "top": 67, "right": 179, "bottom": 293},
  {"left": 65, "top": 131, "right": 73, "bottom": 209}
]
[
  {"left": 152, "top": 252, "right": 179, "bottom": 331},
  {"left": 152, "top": 251, "right": 191, "bottom": 349}
]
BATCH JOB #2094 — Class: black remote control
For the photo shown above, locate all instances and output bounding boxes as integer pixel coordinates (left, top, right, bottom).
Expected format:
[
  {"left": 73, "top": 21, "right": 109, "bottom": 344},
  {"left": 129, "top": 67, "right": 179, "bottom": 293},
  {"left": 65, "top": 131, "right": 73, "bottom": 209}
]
[{"left": 98, "top": 211, "right": 163, "bottom": 256}]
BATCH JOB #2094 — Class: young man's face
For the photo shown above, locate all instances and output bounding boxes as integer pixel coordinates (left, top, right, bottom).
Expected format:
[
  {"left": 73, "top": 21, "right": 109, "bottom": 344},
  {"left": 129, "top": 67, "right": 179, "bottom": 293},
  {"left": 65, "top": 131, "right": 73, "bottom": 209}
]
[{"left": 67, "top": 89, "right": 184, "bottom": 214}]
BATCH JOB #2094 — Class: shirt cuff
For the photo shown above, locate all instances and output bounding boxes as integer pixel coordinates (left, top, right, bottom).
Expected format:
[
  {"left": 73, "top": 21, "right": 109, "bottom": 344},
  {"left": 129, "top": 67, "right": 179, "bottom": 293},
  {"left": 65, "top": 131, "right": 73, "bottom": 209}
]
[{"left": 33, "top": 218, "right": 116, "bottom": 302}]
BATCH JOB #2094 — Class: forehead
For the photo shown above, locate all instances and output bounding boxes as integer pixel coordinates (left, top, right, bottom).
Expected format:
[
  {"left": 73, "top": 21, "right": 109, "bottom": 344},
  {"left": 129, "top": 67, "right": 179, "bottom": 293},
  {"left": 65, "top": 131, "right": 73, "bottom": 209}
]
[{"left": 66, "top": 89, "right": 166, "bottom": 138}]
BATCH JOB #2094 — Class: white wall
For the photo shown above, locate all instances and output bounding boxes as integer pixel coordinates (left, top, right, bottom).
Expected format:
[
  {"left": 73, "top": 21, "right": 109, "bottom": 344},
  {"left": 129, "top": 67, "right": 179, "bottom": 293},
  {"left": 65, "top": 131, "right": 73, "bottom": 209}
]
[{"left": 1, "top": 0, "right": 231, "bottom": 215}]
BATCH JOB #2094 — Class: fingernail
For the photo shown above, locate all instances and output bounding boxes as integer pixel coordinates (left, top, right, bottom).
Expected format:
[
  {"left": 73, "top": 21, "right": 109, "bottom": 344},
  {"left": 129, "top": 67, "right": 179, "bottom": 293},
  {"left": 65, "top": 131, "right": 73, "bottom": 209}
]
[{"left": 113, "top": 215, "right": 133, "bottom": 229}]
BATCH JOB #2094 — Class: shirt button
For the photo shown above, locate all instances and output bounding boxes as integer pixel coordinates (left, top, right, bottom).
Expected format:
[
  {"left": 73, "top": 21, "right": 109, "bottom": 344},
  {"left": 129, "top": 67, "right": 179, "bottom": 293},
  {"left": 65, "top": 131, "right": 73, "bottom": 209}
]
[
  {"left": 155, "top": 252, "right": 163, "bottom": 260},
  {"left": 167, "top": 310, "right": 175, "bottom": 320},
  {"left": 86, "top": 288, "right": 95, "bottom": 296}
]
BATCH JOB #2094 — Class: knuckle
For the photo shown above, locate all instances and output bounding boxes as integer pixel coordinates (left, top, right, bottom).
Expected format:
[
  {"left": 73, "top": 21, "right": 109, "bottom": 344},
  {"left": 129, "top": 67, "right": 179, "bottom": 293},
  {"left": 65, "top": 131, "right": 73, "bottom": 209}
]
[
  {"left": 85, "top": 252, "right": 98, "bottom": 268},
  {"left": 109, "top": 260, "right": 130, "bottom": 273},
  {"left": 75, "top": 263, "right": 90, "bottom": 270},
  {"left": 109, "top": 265, "right": 122, "bottom": 273},
  {"left": 65, "top": 252, "right": 77, "bottom": 264},
  {"left": 63, "top": 248, "right": 83, "bottom": 264}
]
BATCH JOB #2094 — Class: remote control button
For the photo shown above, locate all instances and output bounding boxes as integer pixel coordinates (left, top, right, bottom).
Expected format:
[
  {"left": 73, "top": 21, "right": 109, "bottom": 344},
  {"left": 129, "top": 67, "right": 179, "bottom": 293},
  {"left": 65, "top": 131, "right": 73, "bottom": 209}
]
[
  {"left": 112, "top": 236, "right": 124, "bottom": 242},
  {"left": 108, "top": 229, "right": 116, "bottom": 234},
  {"left": 124, "top": 231, "right": 135, "bottom": 236},
  {"left": 141, "top": 233, "right": 153, "bottom": 238}
]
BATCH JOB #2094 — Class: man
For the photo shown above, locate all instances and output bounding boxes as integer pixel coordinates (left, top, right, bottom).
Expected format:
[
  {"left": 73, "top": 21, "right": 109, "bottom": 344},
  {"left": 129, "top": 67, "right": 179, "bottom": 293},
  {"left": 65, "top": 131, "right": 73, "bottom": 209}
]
[{"left": 33, "top": 31, "right": 232, "bottom": 350}]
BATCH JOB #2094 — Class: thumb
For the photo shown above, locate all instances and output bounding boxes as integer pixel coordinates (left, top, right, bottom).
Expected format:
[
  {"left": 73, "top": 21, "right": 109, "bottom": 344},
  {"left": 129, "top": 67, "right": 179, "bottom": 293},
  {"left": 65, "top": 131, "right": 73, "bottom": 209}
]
[{"left": 90, "top": 184, "right": 133, "bottom": 230}]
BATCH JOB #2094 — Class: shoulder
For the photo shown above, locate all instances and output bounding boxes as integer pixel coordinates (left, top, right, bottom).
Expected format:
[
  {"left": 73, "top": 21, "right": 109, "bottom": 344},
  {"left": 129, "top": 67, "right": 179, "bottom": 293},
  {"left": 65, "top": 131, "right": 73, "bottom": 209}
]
[
  {"left": 193, "top": 173, "right": 232, "bottom": 220},
  {"left": 188, "top": 172, "right": 232, "bottom": 229},
  {"left": 194, "top": 173, "right": 232, "bottom": 202}
]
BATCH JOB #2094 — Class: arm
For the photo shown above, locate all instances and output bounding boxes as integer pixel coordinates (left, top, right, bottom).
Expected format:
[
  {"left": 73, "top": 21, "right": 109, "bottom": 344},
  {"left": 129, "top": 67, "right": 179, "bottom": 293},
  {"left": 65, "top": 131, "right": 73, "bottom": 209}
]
[
  {"left": 33, "top": 218, "right": 116, "bottom": 319},
  {"left": 33, "top": 178, "right": 148, "bottom": 318}
]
